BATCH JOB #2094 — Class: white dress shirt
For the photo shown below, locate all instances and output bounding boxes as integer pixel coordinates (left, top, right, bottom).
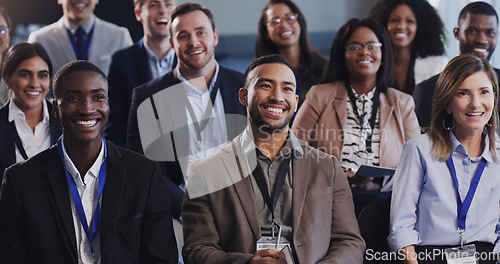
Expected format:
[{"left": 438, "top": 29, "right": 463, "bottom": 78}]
[
  {"left": 144, "top": 42, "right": 176, "bottom": 79},
  {"left": 8, "top": 99, "right": 51, "bottom": 162},
  {"left": 62, "top": 137, "right": 105, "bottom": 264}
]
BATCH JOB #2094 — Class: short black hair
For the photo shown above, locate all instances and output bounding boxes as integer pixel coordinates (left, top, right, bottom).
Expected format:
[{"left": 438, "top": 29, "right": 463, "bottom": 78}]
[
  {"left": 244, "top": 54, "right": 293, "bottom": 88},
  {"left": 53, "top": 60, "right": 107, "bottom": 100},
  {"left": 459, "top": 1, "right": 498, "bottom": 24}
]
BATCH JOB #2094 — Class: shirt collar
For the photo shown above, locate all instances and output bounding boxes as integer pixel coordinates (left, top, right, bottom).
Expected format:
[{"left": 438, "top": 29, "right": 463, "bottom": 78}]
[
  {"left": 63, "top": 14, "right": 96, "bottom": 34},
  {"left": 240, "top": 126, "right": 304, "bottom": 160},
  {"left": 176, "top": 62, "right": 219, "bottom": 95},
  {"left": 450, "top": 130, "right": 493, "bottom": 163},
  {"left": 143, "top": 42, "right": 175, "bottom": 65},
  {"left": 8, "top": 99, "right": 50, "bottom": 123},
  {"left": 61, "top": 136, "right": 106, "bottom": 182}
]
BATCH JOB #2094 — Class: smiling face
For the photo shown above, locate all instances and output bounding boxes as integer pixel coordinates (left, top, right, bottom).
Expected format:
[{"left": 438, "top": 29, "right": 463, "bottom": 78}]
[
  {"left": 240, "top": 63, "right": 298, "bottom": 134},
  {"left": 53, "top": 70, "right": 109, "bottom": 146},
  {"left": 5, "top": 56, "right": 50, "bottom": 114},
  {"left": 265, "top": 3, "right": 301, "bottom": 50},
  {"left": 136, "top": 0, "right": 175, "bottom": 40},
  {"left": 455, "top": 13, "right": 498, "bottom": 60},
  {"left": 386, "top": 4, "right": 417, "bottom": 49},
  {"left": 170, "top": 10, "right": 218, "bottom": 73},
  {"left": 57, "top": 0, "right": 98, "bottom": 26},
  {"left": 447, "top": 70, "right": 495, "bottom": 138},
  {"left": 0, "top": 13, "right": 10, "bottom": 55},
  {"left": 344, "top": 26, "right": 382, "bottom": 82}
]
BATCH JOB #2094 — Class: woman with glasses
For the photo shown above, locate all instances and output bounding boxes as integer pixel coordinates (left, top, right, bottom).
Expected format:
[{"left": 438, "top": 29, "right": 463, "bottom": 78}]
[
  {"left": 0, "top": 42, "right": 62, "bottom": 177},
  {"left": 292, "top": 18, "right": 420, "bottom": 192},
  {"left": 256, "top": 0, "right": 328, "bottom": 109},
  {"left": 0, "top": 6, "right": 12, "bottom": 105},
  {"left": 368, "top": 0, "right": 447, "bottom": 95},
  {"left": 389, "top": 54, "right": 500, "bottom": 264}
]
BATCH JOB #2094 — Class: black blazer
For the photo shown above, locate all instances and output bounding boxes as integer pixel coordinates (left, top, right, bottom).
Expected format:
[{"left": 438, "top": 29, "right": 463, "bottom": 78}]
[
  {"left": 0, "top": 141, "right": 178, "bottom": 264},
  {"left": 0, "top": 99, "right": 62, "bottom": 177},
  {"left": 104, "top": 38, "right": 177, "bottom": 148},
  {"left": 414, "top": 68, "right": 500, "bottom": 128},
  {"left": 127, "top": 66, "right": 246, "bottom": 186}
]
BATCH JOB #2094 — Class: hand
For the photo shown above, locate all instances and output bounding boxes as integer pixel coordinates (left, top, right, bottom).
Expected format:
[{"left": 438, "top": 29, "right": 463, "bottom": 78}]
[
  {"left": 249, "top": 249, "right": 286, "bottom": 264},
  {"left": 345, "top": 169, "right": 355, "bottom": 178}
]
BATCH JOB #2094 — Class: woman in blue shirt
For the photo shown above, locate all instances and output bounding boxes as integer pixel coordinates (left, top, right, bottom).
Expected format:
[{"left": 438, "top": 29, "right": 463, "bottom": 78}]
[{"left": 389, "top": 54, "right": 500, "bottom": 263}]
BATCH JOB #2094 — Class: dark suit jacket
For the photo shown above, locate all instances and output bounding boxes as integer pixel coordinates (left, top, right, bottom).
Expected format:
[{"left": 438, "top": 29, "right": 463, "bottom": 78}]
[
  {"left": 0, "top": 141, "right": 178, "bottom": 264},
  {"left": 104, "top": 39, "right": 177, "bottom": 147},
  {"left": 127, "top": 66, "right": 246, "bottom": 219},
  {"left": 414, "top": 68, "right": 500, "bottom": 128},
  {"left": 0, "top": 100, "right": 62, "bottom": 177},
  {"left": 182, "top": 134, "right": 365, "bottom": 264}
]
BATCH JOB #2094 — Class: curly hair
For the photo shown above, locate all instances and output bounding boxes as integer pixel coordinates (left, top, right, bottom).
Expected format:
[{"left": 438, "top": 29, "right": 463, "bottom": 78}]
[
  {"left": 368, "top": 0, "right": 446, "bottom": 57},
  {"left": 321, "top": 18, "right": 395, "bottom": 93},
  {"left": 255, "top": 0, "right": 316, "bottom": 75}
]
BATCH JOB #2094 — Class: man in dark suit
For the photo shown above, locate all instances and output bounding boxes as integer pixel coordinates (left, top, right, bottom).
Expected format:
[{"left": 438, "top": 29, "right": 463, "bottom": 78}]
[
  {"left": 414, "top": 2, "right": 498, "bottom": 128},
  {"left": 127, "top": 3, "right": 246, "bottom": 220},
  {"left": 0, "top": 61, "right": 177, "bottom": 263},
  {"left": 104, "top": 0, "right": 178, "bottom": 148}
]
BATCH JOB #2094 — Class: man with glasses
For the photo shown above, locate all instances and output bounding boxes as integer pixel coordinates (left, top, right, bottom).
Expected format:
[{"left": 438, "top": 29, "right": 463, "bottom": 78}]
[{"left": 414, "top": 1, "right": 499, "bottom": 128}]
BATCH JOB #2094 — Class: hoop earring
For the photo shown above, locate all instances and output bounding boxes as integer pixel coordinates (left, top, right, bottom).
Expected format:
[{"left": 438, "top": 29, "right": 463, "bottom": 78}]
[
  {"left": 443, "top": 113, "right": 455, "bottom": 131},
  {"left": 486, "top": 119, "right": 493, "bottom": 127}
]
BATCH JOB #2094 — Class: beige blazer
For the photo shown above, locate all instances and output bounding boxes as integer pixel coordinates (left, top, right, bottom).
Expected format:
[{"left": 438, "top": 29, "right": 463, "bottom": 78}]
[
  {"left": 292, "top": 81, "right": 420, "bottom": 169},
  {"left": 182, "top": 133, "right": 365, "bottom": 264}
]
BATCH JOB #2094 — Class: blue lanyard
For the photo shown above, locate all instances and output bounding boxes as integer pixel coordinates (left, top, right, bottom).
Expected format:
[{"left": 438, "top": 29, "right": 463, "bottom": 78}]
[
  {"left": 56, "top": 136, "right": 107, "bottom": 255},
  {"left": 446, "top": 154, "right": 486, "bottom": 230},
  {"left": 66, "top": 26, "right": 94, "bottom": 60}
]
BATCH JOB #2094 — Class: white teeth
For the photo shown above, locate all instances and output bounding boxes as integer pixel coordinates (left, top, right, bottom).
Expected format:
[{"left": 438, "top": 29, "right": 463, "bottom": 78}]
[
  {"left": 265, "top": 107, "right": 283, "bottom": 114},
  {"left": 26, "top": 91, "right": 41, "bottom": 96},
  {"left": 77, "top": 120, "right": 97, "bottom": 127},
  {"left": 467, "top": 112, "right": 483, "bottom": 116},
  {"left": 75, "top": 3, "right": 86, "bottom": 8},
  {"left": 474, "top": 48, "right": 487, "bottom": 54},
  {"left": 358, "top": 60, "right": 371, "bottom": 64},
  {"left": 190, "top": 50, "right": 203, "bottom": 55},
  {"left": 281, "top": 31, "right": 292, "bottom": 37},
  {"left": 395, "top": 33, "right": 406, "bottom": 37},
  {"left": 157, "top": 18, "right": 168, "bottom": 24}
]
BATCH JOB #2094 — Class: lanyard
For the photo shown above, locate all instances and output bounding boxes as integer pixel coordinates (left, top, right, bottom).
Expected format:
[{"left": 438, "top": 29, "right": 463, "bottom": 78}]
[
  {"left": 184, "top": 76, "right": 221, "bottom": 141},
  {"left": 446, "top": 155, "right": 486, "bottom": 230},
  {"left": 344, "top": 80, "right": 380, "bottom": 153},
  {"left": 57, "top": 136, "right": 107, "bottom": 255},
  {"left": 8, "top": 121, "right": 29, "bottom": 160},
  {"left": 252, "top": 152, "right": 292, "bottom": 224},
  {"left": 66, "top": 26, "right": 94, "bottom": 60}
]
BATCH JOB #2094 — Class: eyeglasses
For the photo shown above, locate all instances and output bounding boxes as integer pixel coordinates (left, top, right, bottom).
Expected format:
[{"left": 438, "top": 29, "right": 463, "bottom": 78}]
[
  {"left": 0, "top": 27, "right": 9, "bottom": 36},
  {"left": 267, "top": 13, "right": 299, "bottom": 27},
  {"left": 345, "top": 42, "right": 382, "bottom": 52}
]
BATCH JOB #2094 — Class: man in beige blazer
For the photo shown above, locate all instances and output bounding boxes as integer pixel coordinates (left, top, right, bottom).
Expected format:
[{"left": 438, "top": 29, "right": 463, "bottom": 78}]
[{"left": 182, "top": 54, "right": 365, "bottom": 264}]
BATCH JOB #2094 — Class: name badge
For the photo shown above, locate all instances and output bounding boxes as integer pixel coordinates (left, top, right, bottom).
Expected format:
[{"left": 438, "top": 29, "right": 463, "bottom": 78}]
[
  {"left": 256, "top": 236, "right": 290, "bottom": 251},
  {"left": 444, "top": 244, "right": 478, "bottom": 264}
]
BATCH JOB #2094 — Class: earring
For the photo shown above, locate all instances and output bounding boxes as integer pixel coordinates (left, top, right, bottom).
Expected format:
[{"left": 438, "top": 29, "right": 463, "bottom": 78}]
[
  {"left": 486, "top": 119, "right": 493, "bottom": 127},
  {"left": 443, "top": 113, "right": 455, "bottom": 131}
]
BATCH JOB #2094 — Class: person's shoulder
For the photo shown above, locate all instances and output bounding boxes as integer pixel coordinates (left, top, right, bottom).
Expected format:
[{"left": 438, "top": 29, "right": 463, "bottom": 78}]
[
  {"left": 133, "top": 71, "right": 177, "bottom": 99},
  {"left": 29, "top": 20, "right": 62, "bottom": 38},
  {"left": 416, "top": 73, "right": 440, "bottom": 88},
  {"left": 219, "top": 66, "right": 244, "bottom": 83},
  {"left": 385, "top": 87, "right": 413, "bottom": 101},
  {"left": 309, "top": 81, "right": 343, "bottom": 98},
  {"left": 6, "top": 146, "right": 59, "bottom": 177},
  {"left": 405, "top": 133, "right": 432, "bottom": 150},
  {"left": 106, "top": 141, "right": 156, "bottom": 166},
  {"left": 111, "top": 41, "right": 142, "bottom": 59},
  {"left": 95, "top": 17, "right": 129, "bottom": 33}
]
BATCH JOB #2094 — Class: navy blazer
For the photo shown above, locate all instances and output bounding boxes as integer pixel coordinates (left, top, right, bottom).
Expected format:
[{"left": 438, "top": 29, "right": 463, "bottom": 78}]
[
  {"left": 0, "top": 100, "right": 62, "bottom": 177},
  {"left": 127, "top": 66, "right": 246, "bottom": 219},
  {"left": 0, "top": 141, "right": 178, "bottom": 263},
  {"left": 104, "top": 39, "right": 177, "bottom": 147}
]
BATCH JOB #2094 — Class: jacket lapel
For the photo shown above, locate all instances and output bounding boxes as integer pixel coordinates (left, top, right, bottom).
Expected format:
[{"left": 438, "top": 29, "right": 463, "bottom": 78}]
[
  {"left": 45, "top": 146, "right": 78, "bottom": 262},
  {"left": 136, "top": 39, "right": 153, "bottom": 84},
  {"left": 56, "top": 18, "right": 77, "bottom": 62},
  {"left": 291, "top": 142, "right": 310, "bottom": 235},
  {"left": 0, "top": 105, "right": 16, "bottom": 170},
  {"left": 220, "top": 140, "right": 261, "bottom": 239},
  {"left": 334, "top": 86, "right": 348, "bottom": 131},
  {"left": 378, "top": 92, "right": 394, "bottom": 139},
  {"left": 47, "top": 101, "right": 62, "bottom": 145},
  {"left": 99, "top": 143, "right": 125, "bottom": 260}
]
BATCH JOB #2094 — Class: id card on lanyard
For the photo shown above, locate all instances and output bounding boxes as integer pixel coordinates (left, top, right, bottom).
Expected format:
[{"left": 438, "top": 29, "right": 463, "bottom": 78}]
[{"left": 444, "top": 154, "right": 486, "bottom": 264}]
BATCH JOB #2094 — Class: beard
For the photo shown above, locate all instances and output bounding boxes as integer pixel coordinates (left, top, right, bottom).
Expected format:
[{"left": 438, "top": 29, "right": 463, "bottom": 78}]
[{"left": 248, "top": 105, "right": 293, "bottom": 134}]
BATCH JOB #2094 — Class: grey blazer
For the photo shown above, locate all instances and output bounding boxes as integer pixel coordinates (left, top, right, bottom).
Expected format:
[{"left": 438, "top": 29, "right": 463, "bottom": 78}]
[{"left": 28, "top": 16, "right": 133, "bottom": 76}]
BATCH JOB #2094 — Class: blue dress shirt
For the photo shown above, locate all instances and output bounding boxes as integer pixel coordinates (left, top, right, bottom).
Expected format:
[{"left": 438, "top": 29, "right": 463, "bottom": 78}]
[{"left": 389, "top": 132, "right": 500, "bottom": 252}]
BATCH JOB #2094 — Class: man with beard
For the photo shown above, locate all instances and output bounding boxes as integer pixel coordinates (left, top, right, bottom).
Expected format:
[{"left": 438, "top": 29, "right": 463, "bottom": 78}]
[
  {"left": 127, "top": 2, "right": 246, "bottom": 221},
  {"left": 414, "top": 1, "right": 499, "bottom": 128},
  {"left": 181, "top": 54, "right": 365, "bottom": 264},
  {"left": 105, "top": 0, "right": 178, "bottom": 148}
]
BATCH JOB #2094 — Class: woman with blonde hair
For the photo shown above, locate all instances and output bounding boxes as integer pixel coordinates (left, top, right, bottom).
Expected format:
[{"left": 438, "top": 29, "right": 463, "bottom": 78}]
[{"left": 389, "top": 54, "right": 500, "bottom": 264}]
